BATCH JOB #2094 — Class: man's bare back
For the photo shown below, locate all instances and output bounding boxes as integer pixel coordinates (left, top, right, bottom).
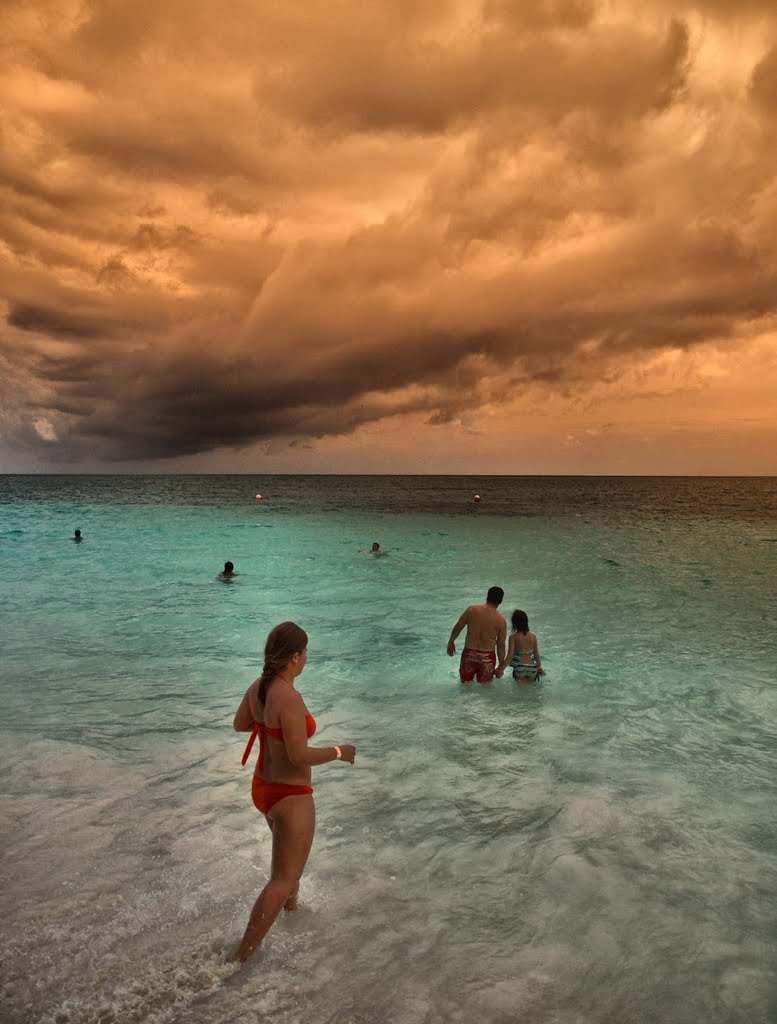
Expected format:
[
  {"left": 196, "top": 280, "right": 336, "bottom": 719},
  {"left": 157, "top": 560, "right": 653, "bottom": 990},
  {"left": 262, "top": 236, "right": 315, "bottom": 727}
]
[{"left": 454, "top": 604, "right": 505, "bottom": 652}]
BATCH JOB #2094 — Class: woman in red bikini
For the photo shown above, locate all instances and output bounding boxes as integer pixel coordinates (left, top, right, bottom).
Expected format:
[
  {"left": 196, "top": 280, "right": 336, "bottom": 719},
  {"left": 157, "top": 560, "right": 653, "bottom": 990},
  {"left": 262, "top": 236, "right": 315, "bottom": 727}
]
[{"left": 233, "top": 621, "right": 356, "bottom": 962}]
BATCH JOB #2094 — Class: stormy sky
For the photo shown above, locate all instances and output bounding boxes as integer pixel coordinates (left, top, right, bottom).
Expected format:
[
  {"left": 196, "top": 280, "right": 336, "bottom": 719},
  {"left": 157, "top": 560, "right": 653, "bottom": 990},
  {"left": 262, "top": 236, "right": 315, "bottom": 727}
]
[{"left": 2, "top": 0, "right": 777, "bottom": 473}]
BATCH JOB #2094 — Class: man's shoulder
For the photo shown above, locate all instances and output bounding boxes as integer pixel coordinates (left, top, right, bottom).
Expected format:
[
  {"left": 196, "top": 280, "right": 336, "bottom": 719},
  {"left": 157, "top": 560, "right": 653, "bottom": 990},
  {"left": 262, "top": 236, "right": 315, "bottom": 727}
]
[{"left": 483, "top": 606, "right": 506, "bottom": 630}]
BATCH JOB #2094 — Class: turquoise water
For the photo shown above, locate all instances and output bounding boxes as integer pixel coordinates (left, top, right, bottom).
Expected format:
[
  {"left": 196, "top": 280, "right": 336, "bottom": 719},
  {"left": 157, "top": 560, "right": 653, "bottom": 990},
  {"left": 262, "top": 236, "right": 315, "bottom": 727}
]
[{"left": 1, "top": 476, "right": 776, "bottom": 1024}]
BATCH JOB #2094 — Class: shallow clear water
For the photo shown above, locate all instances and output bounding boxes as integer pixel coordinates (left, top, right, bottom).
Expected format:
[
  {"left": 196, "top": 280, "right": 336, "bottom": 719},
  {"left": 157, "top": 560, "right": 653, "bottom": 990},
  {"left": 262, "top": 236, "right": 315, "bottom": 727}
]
[{"left": 1, "top": 476, "right": 776, "bottom": 1024}]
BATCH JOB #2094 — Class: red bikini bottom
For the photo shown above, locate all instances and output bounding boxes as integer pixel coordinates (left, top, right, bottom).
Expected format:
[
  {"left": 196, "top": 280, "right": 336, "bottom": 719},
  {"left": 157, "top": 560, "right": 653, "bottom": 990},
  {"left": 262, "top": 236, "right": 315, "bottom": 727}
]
[{"left": 252, "top": 775, "right": 313, "bottom": 816}]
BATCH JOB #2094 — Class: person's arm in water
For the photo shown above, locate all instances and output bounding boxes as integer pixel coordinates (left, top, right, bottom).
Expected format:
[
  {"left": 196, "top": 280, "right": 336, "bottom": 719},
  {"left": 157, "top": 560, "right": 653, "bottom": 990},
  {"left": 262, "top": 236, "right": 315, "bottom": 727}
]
[
  {"left": 532, "top": 632, "right": 545, "bottom": 675},
  {"left": 280, "top": 691, "right": 356, "bottom": 765},
  {"left": 447, "top": 608, "right": 469, "bottom": 656},
  {"left": 499, "top": 633, "right": 515, "bottom": 674},
  {"left": 494, "top": 617, "right": 507, "bottom": 678}
]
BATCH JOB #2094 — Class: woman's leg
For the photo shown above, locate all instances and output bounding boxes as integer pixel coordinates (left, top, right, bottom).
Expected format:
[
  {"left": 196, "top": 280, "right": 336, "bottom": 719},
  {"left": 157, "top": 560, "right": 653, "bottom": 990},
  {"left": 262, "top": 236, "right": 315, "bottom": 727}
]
[
  {"left": 264, "top": 818, "right": 300, "bottom": 908},
  {"left": 234, "top": 794, "right": 315, "bottom": 962},
  {"left": 283, "top": 882, "right": 299, "bottom": 912}
]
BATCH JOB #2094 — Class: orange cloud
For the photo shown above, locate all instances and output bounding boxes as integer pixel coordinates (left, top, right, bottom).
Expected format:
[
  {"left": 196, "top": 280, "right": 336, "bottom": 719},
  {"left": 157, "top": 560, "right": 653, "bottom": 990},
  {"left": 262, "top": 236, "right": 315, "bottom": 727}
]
[{"left": 1, "top": 0, "right": 776, "bottom": 471}]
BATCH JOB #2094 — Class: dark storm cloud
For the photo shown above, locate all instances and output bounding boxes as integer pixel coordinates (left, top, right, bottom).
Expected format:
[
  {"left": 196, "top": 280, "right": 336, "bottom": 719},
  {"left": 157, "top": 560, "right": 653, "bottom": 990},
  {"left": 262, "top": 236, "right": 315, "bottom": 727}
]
[
  {"left": 37, "top": 325, "right": 508, "bottom": 459},
  {"left": 259, "top": 14, "right": 689, "bottom": 132},
  {"left": 751, "top": 45, "right": 777, "bottom": 110},
  {"left": 2, "top": 0, "right": 777, "bottom": 463},
  {"left": 8, "top": 304, "right": 105, "bottom": 339}
]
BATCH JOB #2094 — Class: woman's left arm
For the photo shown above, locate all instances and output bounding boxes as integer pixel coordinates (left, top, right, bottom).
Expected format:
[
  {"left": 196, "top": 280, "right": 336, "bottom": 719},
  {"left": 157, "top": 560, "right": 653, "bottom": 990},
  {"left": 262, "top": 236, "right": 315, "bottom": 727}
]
[{"left": 533, "top": 634, "right": 545, "bottom": 675}]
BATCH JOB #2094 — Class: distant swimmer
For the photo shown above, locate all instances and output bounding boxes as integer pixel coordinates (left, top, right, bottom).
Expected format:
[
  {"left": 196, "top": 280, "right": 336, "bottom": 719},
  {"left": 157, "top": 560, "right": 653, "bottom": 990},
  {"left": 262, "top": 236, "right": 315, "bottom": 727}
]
[
  {"left": 499, "top": 609, "right": 545, "bottom": 683},
  {"left": 360, "top": 542, "right": 387, "bottom": 556},
  {"left": 218, "top": 561, "right": 239, "bottom": 579},
  {"left": 447, "top": 586, "right": 507, "bottom": 683},
  {"left": 232, "top": 621, "right": 356, "bottom": 962},
  {"left": 73, "top": 529, "right": 83, "bottom": 543}
]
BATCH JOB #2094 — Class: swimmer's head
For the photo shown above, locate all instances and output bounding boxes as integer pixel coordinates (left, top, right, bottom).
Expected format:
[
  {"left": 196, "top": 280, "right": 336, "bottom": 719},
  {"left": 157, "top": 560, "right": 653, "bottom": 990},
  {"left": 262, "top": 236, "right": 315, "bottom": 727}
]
[
  {"left": 224, "top": 561, "right": 234, "bottom": 572},
  {"left": 511, "top": 609, "right": 529, "bottom": 633},
  {"left": 371, "top": 542, "right": 380, "bottom": 551},
  {"left": 487, "top": 586, "right": 504, "bottom": 606},
  {"left": 74, "top": 529, "right": 81, "bottom": 538},
  {"left": 259, "top": 621, "right": 309, "bottom": 702}
]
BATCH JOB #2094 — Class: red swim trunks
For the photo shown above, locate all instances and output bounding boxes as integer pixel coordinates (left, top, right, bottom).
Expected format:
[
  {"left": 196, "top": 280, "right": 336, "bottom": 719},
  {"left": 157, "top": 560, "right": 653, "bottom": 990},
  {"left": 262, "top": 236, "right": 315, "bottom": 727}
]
[{"left": 459, "top": 647, "right": 497, "bottom": 683}]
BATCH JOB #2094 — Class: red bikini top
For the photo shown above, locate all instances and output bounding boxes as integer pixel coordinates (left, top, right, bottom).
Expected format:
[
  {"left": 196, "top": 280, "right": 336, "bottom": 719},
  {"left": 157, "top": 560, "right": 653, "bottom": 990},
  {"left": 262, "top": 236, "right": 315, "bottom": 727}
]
[{"left": 241, "top": 713, "right": 317, "bottom": 767}]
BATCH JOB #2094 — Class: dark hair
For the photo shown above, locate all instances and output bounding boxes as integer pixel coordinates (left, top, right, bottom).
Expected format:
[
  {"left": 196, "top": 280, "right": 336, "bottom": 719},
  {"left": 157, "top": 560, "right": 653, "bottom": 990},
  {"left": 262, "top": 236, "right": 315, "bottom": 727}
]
[
  {"left": 74, "top": 529, "right": 81, "bottom": 537},
  {"left": 486, "top": 586, "right": 504, "bottom": 605},
  {"left": 224, "top": 561, "right": 234, "bottom": 572},
  {"left": 511, "top": 609, "right": 529, "bottom": 634},
  {"left": 257, "top": 621, "right": 308, "bottom": 705}
]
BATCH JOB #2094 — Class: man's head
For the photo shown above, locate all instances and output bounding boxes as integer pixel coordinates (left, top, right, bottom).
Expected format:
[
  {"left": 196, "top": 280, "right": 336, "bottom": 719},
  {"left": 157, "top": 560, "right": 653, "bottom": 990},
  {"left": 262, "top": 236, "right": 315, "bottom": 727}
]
[
  {"left": 74, "top": 529, "right": 81, "bottom": 538},
  {"left": 486, "top": 586, "right": 504, "bottom": 606},
  {"left": 224, "top": 561, "right": 234, "bottom": 572},
  {"left": 371, "top": 542, "right": 380, "bottom": 551}
]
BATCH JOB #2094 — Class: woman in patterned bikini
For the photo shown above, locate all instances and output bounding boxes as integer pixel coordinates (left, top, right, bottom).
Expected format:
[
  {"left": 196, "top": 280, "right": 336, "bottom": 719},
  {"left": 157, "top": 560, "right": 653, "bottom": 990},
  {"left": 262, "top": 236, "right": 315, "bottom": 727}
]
[
  {"left": 233, "top": 621, "right": 356, "bottom": 962},
  {"left": 500, "top": 609, "right": 545, "bottom": 683}
]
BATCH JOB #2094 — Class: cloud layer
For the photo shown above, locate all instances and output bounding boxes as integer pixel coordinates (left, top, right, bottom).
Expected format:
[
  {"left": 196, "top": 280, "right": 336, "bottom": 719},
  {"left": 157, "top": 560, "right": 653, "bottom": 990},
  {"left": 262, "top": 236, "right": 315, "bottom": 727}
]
[{"left": 2, "top": 0, "right": 777, "bottom": 468}]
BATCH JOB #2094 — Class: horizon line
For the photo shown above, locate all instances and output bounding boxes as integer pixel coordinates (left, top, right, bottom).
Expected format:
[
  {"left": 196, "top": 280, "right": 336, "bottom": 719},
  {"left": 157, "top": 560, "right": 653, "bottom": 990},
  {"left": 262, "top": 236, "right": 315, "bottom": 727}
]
[{"left": 1, "top": 472, "right": 776, "bottom": 479}]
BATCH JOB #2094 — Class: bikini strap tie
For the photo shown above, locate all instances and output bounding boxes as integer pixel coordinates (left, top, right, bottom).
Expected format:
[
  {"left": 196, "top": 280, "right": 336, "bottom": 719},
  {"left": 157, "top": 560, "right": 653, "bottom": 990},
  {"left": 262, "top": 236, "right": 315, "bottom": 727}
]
[{"left": 241, "top": 723, "right": 260, "bottom": 766}]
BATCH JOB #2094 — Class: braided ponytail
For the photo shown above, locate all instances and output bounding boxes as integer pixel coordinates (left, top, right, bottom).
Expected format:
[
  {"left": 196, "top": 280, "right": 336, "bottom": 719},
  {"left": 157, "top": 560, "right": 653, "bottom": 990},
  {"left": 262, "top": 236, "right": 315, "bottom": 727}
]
[{"left": 257, "top": 621, "right": 309, "bottom": 706}]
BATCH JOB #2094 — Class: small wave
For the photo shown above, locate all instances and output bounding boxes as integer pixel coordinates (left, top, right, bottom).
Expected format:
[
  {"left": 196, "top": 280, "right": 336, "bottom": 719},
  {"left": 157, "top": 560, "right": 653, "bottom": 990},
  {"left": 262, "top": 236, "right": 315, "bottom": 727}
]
[{"left": 35, "top": 934, "right": 239, "bottom": 1024}]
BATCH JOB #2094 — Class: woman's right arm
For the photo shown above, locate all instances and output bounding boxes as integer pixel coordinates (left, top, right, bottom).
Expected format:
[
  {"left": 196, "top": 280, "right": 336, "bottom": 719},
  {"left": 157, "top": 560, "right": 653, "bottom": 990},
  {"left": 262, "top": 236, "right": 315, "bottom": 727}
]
[{"left": 233, "top": 683, "right": 258, "bottom": 732}]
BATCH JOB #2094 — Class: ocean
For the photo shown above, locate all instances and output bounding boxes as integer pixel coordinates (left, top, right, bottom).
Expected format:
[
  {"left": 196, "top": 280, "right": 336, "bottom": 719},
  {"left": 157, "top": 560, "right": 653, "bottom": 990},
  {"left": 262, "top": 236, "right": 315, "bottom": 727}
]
[{"left": 1, "top": 475, "right": 775, "bottom": 1024}]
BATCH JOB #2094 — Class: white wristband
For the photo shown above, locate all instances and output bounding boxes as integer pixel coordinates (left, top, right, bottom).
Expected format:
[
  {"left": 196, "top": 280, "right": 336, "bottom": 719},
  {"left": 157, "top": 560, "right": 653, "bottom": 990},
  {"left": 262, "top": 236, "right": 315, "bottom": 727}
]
[{"left": 334, "top": 746, "right": 342, "bottom": 760}]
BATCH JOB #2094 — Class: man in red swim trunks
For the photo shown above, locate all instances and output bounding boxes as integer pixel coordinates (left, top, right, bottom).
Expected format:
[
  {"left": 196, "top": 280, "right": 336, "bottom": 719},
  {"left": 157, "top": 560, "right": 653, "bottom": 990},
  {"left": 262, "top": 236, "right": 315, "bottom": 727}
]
[{"left": 447, "top": 586, "right": 507, "bottom": 683}]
